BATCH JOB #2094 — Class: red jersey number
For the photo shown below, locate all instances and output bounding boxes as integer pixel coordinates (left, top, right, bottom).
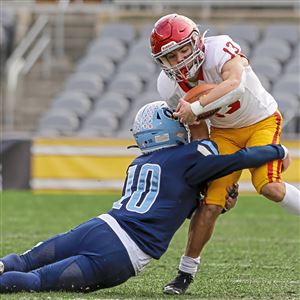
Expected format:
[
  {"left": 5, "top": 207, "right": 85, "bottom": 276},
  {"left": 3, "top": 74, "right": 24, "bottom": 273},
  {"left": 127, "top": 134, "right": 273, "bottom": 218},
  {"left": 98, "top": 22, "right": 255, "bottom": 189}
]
[
  {"left": 215, "top": 100, "right": 241, "bottom": 118},
  {"left": 223, "top": 41, "right": 240, "bottom": 59}
]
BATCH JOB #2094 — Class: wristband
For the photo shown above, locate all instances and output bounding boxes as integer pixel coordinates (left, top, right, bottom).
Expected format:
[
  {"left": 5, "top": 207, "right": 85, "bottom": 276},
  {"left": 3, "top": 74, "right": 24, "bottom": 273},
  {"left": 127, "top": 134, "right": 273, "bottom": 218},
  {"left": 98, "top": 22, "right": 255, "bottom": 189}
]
[
  {"left": 281, "top": 145, "right": 289, "bottom": 159},
  {"left": 190, "top": 100, "right": 204, "bottom": 116}
]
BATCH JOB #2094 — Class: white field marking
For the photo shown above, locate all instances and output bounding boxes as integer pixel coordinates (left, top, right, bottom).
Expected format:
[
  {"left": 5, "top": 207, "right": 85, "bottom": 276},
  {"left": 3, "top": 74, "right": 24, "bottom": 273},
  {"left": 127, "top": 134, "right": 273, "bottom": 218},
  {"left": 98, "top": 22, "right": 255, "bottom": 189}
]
[
  {"left": 205, "top": 262, "right": 296, "bottom": 270},
  {"left": 211, "top": 237, "right": 300, "bottom": 244},
  {"left": 30, "top": 179, "right": 123, "bottom": 190},
  {"left": 32, "top": 145, "right": 140, "bottom": 156},
  {"left": 32, "top": 145, "right": 299, "bottom": 157},
  {"left": 228, "top": 279, "right": 300, "bottom": 285}
]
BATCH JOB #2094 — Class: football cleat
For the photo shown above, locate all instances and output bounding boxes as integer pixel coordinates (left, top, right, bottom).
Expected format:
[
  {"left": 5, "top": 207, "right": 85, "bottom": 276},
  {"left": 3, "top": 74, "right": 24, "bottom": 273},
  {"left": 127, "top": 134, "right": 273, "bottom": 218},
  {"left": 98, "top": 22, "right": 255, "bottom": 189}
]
[
  {"left": 0, "top": 261, "right": 4, "bottom": 274},
  {"left": 163, "top": 270, "right": 194, "bottom": 295}
]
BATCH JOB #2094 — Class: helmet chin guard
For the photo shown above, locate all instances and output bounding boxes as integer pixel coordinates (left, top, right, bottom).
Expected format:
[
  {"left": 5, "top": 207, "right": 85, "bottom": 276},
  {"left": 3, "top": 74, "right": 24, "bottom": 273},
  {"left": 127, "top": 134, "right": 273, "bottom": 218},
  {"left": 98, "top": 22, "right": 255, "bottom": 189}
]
[{"left": 132, "top": 101, "right": 189, "bottom": 154}]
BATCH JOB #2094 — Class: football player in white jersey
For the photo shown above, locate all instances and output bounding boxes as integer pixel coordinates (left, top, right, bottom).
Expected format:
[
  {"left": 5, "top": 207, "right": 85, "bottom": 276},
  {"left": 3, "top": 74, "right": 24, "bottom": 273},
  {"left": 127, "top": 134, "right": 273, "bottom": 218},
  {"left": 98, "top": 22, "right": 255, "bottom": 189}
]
[{"left": 150, "top": 14, "right": 300, "bottom": 295}]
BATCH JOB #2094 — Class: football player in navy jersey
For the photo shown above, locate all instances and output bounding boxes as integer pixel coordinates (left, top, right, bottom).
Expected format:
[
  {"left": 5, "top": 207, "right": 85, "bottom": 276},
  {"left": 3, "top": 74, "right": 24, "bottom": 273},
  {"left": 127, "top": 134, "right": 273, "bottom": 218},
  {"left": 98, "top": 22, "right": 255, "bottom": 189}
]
[{"left": 0, "top": 101, "right": 289, "bottom": 293}]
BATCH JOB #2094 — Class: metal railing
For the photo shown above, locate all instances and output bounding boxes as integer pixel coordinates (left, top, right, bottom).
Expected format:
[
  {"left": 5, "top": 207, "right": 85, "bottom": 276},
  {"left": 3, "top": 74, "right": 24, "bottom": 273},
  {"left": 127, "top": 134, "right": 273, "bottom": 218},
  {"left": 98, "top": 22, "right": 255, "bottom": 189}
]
[
  {"left": 4, "top": 15, "right": 51, "bottom": 132},
  {"left": 4, "top": 0, "right": 73, "bottom": 132}
]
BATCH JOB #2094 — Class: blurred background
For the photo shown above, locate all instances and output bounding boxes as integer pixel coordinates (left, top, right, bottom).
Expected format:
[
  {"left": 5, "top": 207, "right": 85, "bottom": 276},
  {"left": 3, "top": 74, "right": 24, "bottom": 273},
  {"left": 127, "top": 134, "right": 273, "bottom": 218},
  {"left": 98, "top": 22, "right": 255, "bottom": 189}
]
[{"left": 1, "top": 0, "right": 299, "bottom": 192}]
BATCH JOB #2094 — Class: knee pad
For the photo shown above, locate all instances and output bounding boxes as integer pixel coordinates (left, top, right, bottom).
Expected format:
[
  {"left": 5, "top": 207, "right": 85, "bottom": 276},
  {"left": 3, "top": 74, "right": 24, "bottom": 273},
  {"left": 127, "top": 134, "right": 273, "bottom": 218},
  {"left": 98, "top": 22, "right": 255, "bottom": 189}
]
[{"left": 58, "top": 261, "right": 87, "bottom": 292}]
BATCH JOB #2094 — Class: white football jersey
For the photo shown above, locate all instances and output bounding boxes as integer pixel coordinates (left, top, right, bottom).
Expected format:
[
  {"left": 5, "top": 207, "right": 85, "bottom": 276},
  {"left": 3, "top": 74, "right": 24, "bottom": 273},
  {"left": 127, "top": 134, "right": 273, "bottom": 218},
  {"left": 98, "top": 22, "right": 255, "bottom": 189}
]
[{"left": 157, "top": 35, "right": 278, "bottom": 128}]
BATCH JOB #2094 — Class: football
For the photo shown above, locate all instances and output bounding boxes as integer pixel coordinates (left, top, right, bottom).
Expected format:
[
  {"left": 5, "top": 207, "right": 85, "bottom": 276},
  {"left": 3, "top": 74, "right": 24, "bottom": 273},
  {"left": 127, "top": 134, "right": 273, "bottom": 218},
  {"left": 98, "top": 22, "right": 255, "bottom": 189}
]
[{"left": 183, "top": 83, "right": 220, "bottom": 120}]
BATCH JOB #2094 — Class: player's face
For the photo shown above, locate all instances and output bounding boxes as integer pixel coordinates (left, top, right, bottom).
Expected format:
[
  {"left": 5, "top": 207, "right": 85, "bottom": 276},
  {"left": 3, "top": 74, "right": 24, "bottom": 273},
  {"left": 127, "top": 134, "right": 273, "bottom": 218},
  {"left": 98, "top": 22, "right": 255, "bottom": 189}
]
[{"left": 164, "top": 44, "right": 193, "bottom": 67}]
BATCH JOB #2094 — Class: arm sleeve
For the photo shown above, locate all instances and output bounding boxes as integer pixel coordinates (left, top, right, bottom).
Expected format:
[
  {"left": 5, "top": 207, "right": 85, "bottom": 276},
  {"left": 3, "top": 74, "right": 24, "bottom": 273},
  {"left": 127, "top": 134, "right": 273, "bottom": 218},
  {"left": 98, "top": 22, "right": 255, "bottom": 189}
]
[{"left": 185, "top": 144, "right": 285, "bottom": 186}]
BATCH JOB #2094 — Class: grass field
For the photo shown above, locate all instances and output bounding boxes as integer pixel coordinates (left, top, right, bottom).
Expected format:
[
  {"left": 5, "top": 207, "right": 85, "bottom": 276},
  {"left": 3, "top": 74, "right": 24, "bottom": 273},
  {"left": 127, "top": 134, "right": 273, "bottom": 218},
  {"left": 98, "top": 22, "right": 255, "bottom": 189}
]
[{"left": 1, "top": 191, "right": 300, "bottom": 300}]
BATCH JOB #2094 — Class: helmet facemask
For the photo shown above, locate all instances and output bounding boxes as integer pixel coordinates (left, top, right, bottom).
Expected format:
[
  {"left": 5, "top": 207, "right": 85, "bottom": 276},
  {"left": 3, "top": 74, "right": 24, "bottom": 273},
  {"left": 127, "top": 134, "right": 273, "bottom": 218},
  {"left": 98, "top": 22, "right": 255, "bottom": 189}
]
[{"left": 153, "top": 31, "right": 206, "bottom": 82}]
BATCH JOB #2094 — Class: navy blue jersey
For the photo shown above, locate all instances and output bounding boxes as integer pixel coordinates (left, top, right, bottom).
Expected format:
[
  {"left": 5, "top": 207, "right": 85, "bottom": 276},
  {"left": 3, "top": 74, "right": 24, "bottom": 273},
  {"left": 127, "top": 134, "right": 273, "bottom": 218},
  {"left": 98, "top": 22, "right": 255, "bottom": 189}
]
[{"left": 109, "top": 140, "right": 285, "bottom": 259}]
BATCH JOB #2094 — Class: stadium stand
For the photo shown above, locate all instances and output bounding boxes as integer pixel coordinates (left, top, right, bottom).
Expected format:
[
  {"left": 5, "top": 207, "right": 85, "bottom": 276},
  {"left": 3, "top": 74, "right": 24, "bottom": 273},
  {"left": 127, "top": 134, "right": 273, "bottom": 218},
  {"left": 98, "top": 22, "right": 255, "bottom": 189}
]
[
  {"left": 1, "top": 2, "right": 299, "bottom": 139},
  {"left": 223, "top": 23, "right": 261, "bottom": 47},
  {"left": 31, "top": 18, "right": 300, "bottom": 137}
]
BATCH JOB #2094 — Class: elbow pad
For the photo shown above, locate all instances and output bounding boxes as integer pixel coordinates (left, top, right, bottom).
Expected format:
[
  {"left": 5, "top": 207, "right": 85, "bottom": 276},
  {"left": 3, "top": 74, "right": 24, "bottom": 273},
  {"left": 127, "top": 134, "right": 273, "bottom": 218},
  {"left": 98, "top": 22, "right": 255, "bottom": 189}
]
[{"left": 200, "top": 71, "right": 246, "bottom": 114}]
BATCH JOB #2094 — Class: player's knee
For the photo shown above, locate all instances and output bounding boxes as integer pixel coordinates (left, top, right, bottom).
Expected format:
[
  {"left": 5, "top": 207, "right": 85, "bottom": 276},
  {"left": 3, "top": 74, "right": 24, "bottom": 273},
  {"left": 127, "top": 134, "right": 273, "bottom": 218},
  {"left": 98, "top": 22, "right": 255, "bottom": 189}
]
[
  {"left": 260, "top": 182, "right": 285, "bottom": 202},
  {"left": 201, "top": 204, "right": 223, "bottom": 219}
]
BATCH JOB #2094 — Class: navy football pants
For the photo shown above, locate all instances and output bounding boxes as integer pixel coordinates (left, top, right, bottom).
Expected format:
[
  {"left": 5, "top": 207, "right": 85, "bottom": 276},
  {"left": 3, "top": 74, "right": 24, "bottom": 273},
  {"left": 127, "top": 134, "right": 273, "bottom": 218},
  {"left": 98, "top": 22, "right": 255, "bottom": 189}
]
[{"left": 0, "top": 218, "right": 135, "bottom": 293}]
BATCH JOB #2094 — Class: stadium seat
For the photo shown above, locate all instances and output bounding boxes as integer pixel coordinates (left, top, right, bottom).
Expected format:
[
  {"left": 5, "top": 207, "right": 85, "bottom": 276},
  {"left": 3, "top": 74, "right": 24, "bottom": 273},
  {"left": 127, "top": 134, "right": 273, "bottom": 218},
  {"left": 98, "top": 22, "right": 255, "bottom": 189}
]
[
  {"left": 139, "top": 22, "right": 155, "bottom": 38},
  {"left": 197, "top": 23, "right": 219, "bottom": 37},
  {"left": 256, "top": 75, "right": 271, "bottom": 92},
  {"left": 284, "top": 57, "right": 300, "bottom": 75},
  {"left": 128, "top": 38, "right": 152, "bottom": 60},
  {"left": 87, "top": 38, "right": 127, "bottom": 63},
  {"left": 120, "top": 90, "right": 161, "bottom": 132},
  {"left": 75, "top": 57, "right": 115, "bottom": 83},
  {"left": 233, "top": 38, "right": 251, "bottom": 57},
  {"left": 51, "top": 91, "right": 92, "bottom": 118},
  {"left": 118, "top": 57, "right": 157, "bottom": 83},
  {"left": 98, "top": 22, "right": 136, "bottom": 46},
  {"left": 224, "top": 23, "right": 260, "bottom": 46},
  {"left": 293, "top": 43, "right": 300, "bottom": 57},
  {"left": 34, "top": 128, "right": 61, "bottom": 137},
  {"left": 94, "top": 92, "right": 130, "bottom": 118},
  {"left": 273, "top": 91, "right": 300, "bottom": 132},
  {"left": 252, "top": 38, "right": 292, "bottom": 63},
  {"left": 272, "top": 75, "right": 300, "bottom": 99},
  {"left": 38, "top": 110, "right": 80, "bottom": 135},
  {"left": 264, "top": 23, "right": 299, "bottom": 46},
  {"left": 65, "top": 73, "right": 104, "bottom": 100},
  {"left": 250, "top": 57, "right": 282, "bottom": 82},
  {"left": 146, "top": 78, "right": 159, "bottom": 93},
  {"left": 108, "top": 73, "right": 144, "bottom": 100},
  {"left": 80, "top": 110, "right": 119, "bottom": 137}
]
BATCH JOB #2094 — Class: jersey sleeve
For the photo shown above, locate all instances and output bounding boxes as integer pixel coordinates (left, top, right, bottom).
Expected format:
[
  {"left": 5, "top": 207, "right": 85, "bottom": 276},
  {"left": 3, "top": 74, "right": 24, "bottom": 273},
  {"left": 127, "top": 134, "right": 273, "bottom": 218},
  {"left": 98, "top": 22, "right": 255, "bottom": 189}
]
[
  {"left": 157, "top": 71, "right": 182, "bottom": 110},
  {"left": 209, "top": 35, "right": 242, "bottom": 74},
  {"left": 185, "top": 144, "right": 285, "bottom": 186}
]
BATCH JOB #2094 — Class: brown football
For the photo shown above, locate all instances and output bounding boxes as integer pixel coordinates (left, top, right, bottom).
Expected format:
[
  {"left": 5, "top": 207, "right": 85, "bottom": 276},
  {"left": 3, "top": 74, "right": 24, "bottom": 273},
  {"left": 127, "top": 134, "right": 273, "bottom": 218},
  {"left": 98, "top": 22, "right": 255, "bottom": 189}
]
[{"left": 183, "top": 83, "right": 220, "bottom": 119}]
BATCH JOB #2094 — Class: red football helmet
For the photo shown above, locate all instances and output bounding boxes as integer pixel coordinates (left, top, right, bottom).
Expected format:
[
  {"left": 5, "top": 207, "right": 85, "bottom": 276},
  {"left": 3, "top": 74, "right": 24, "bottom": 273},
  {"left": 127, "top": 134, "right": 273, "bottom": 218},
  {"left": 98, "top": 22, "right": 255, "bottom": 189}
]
[{"left": 150, "top": 14, "right": 206, "bottom": 82}]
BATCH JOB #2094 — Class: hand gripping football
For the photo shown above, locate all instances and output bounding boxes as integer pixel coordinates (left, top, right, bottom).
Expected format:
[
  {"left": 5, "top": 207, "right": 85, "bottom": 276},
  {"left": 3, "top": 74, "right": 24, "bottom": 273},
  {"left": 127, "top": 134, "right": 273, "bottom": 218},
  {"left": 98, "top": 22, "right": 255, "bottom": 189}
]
[{"left": 183, "top": 83, "right": 220, "bottom": 120}]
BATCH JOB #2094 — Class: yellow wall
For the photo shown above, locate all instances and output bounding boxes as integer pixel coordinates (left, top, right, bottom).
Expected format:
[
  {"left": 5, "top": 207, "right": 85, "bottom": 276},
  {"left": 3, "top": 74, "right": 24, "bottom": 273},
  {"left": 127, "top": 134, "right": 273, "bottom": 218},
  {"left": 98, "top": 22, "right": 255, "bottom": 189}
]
[{"left": 31, "top": 138, "right": 300, "bottom": 193}]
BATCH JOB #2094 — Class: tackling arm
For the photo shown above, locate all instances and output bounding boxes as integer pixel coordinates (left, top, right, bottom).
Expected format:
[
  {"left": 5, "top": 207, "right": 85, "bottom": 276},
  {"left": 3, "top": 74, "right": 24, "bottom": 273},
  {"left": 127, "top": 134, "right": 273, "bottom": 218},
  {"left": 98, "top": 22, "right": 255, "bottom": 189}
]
[{"left": 186, "top": 144, "right": 287, "bottom": 186}]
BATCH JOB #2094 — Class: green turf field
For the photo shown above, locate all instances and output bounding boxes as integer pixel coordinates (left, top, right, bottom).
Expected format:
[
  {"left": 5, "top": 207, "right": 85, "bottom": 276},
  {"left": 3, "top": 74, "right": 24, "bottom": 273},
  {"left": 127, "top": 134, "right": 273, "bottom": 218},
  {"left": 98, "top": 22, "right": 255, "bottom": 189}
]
[{"left": 1, "top": 191, "right": 299, "bottom": 299}]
